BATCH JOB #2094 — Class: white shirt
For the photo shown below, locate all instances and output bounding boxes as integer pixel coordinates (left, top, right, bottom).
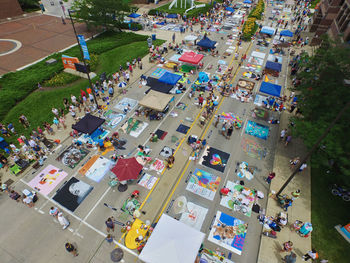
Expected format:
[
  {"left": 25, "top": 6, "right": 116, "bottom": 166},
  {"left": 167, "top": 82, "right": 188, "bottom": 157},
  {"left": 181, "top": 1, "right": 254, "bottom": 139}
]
[
  {"left": 280, "top": 130, "right": 286, "bottom": 138},
  {"left": 71, "top": 96, "right": 77, "bottom": 103},
  {"left": 89, "top": 93, "right": 94, "bottom": 100},
  {"left": 300, "top": 163, "right": 307, "bottom": 171},
  {"left": 52, "top": 108, "right": 59, "bottom": 115},
  {"left": 28, "top": 140, "right": 37, "bottom": 148}
]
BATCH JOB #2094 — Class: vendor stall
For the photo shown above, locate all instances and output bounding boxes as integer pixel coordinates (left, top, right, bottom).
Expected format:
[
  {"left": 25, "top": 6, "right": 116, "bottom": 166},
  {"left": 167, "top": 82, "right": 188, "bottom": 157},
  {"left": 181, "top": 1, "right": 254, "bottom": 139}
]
[
  {"left": 197, "top": 36, "right": 217, "bottom": 50},
  {"left": 260, "top": 26, "right": 276, "bottom": 35},
  {"left": 264, "top": 61, "right": 282, "bottom": 77},
  {"left": 179, "top": 51, "right": 204, "bottom": 65},
  {"left": 259, "top": 81, "right": 282, "bottom": 97},
  {"left": 138, "top": 90, "right": 174, "bottom": 120}
]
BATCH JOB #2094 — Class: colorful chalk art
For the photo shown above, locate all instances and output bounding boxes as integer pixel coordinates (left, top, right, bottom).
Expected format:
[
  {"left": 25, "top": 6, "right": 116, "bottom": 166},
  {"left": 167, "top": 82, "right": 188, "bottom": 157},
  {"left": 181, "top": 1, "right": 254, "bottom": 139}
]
[
  {"left": 241, "top": 137, "right": 267, "bottom": 160},
  {"left": 186, "top": 168, "right": 221, "bottom": 200}
]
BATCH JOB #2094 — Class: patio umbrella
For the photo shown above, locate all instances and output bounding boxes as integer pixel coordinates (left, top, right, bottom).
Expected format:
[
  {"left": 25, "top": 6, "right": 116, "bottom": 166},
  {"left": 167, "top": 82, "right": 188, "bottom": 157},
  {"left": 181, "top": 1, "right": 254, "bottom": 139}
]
[
  {"left": 118, "top": 82, "right": 127, "bottom": 88},
  {"left": 111, "top": 157, "right": 143, "bottom": 181}
]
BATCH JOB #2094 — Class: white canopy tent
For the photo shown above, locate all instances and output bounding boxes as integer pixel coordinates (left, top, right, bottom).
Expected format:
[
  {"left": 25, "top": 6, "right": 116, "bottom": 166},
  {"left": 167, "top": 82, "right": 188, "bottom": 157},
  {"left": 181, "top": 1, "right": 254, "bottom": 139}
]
[
  {"left": 139, "top": 214, "right": 205, "bottom": 263},
  {"left": 139, "top": 90, "right": 174, "bottom": 112}
]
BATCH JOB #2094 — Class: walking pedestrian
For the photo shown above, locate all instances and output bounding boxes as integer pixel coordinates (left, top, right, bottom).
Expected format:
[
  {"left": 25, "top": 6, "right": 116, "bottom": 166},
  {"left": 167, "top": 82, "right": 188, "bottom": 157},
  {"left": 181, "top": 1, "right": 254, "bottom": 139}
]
[
  {"left": 65, "top": 242, "right": 78, "bottom": 257},
  {"left": 266, "top": 172, "right": 276, "bottom": 184},
  {"left": 282, "top": 252, "right": 297, "bottom": 263},
  {"left": 19, "top": 114, "right": 30, "bottom": 129},
  {"left": 105, "top": 217, "right": 115, "bottom": 232},
  {"left": 226, "top": 125, "right": 234, "bottom": 139},
  {"left": 299, "top": 163, "right": 307, "bottom": 172},
  {"left": 59, "top": 116, "right": 67, "bottom": 129},
  {"left": 219, "top": 187, "right": 231, "bottom": 197},
  {"left": 302, "top": 249, "right": 318, "bottom": 261},
  {"left": 57, "top": 212, "right": 70, "bottom": 229},
  {"left": 198, "top": 95, "right": 204, "bottom": 107},
  {"left": 280, "top": 129, "right": 287, "bottom": 140},
  {"left": 49, "top": 206, "right": 60, "bottom": 218},
  {"left": 280, "top": 241, "right": 293, "bottom": 252},
  {"left": 285, "top": 135, "right": 292, "bottom": 146}
]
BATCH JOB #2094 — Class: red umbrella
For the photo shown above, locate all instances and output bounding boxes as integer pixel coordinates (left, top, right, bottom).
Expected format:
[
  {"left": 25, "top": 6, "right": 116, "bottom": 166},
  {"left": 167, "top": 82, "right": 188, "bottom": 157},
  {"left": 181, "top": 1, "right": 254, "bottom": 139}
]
[{"left": 111, "top": 157, "right": 143, "bottom": 181}]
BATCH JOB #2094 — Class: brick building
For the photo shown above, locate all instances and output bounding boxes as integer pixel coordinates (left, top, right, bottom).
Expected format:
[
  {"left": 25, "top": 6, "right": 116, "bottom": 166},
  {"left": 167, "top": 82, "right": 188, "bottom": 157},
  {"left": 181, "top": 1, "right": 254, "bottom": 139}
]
[
  {"left": 310, "top": 0, "right": 350, "bottom": 43},
  {"left": 0, "top": 0, "right": 23, "bottom": 19}
]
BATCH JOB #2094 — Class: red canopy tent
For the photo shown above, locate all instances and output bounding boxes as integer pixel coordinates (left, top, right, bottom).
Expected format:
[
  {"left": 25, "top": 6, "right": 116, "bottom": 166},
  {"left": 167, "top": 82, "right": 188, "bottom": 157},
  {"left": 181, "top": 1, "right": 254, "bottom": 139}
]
[
  {"left": 111, "top": 157, "right": 143, "bottom": 181},
  {"left": 179, "top": 51, "right": 204, "bottom": 65}
]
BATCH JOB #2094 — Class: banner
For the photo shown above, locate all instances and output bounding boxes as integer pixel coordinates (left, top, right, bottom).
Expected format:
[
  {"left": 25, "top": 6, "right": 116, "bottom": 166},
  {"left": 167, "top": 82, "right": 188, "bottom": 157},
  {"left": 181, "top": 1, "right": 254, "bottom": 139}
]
[
  {"left": 62, "top": 55, "right": 79, "bottom": 70},
  {"left": 77, "top": 35, "right": 90, "bottom": 60}
]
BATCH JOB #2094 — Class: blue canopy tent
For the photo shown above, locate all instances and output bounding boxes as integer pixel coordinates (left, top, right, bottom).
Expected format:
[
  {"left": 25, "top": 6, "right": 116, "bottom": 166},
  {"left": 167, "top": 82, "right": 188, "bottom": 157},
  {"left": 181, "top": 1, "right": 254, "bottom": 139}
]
[
  {"left": 260, "top": 26, "right": 276, "bottom": 35},
  {"left": 198, "top": 72, "right": 209, "bottom": 83},
  {"left": 166, "top": 14, "right": 177, "bottom": 18},
  {"left": 128, "top": 13, "right": 141, "bottom": 18},
  {"left": 158, "top": 72, "right": 182, "bottom": 85},
  {"left": 280, "top": 29, "right": 293, "bottom": 37},
  {"left": 265, "top": 61, "right": 282, "bottom": 72},
  {"left": 243, "top": 0, "right": 252, "bottom": 3},
  {"left": 197, "top": 37, "right": 217, "bottom": 49},
  {"left": 156, "top": 21, "right": 165, "bottom": 25},
  {"left": 225, "top": 7, "right": 235, "bottom": 12},
  {"left": 0, "top": 137, "right": 9, "bottom": 150},
  {"left": 259, "top": 82, "right": 282, "bottom": 97}
]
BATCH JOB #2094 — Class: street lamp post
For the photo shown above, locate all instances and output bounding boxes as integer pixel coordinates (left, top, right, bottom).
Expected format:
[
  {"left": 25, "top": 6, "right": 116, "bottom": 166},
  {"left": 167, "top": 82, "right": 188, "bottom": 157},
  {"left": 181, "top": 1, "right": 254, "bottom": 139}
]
[{"left": 67, "top": 9, "right": 99, "bottom": 107}]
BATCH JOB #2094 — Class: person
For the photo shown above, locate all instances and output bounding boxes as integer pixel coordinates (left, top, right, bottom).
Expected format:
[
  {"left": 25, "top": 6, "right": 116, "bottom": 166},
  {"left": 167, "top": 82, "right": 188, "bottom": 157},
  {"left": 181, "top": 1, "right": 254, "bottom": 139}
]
[
  {"left": 227, "top": 125, "right": 234, "bottom": 139},
  {"left": 22, "top": 194, "right": 34, "bottom": 207},
  {"left": 289, "top": 157, "right": 300, "bottom": 167},
  {"left": 198, "top": 95, "right": 204, "bottom": 107},
  {"left": 266, "top": 172, "right": 276, "bottom": 184},
  {"left": 281, "top": 241, "right": 293, "bottom": 252},
  {"left": 282, "top": 252, "right": 297, "bottom": 263},
  {"left": 65, "top": 242, "right": 78, "bottom": 257},
  {"left": 108, "top": 85, "right": 114, "bottom": 97},
  {"left": 52, "top": 108, "right": 59, "bottom": 117},
  {"left": 105, "top": 217, "right": 115, "bottom": 232},
  {"left": 280, "top": 129, "right": 287, "bottom": 140},
  {"left": 291, "top": 189, "right": 301, "bottom": 200},
  {"left": 19, "top": 114, "right": 30, "bottom": 128},
  {"left": 57, "top": 212, "right": 70, "bottom": 229},
  {"left": 49, "top": 206, "right": 60, "bottom": 218},
  {"left": 166, "top": 155, "right": 175, "bottom": 169},
  {"left": 299, "top": 163, "right": 307, "bottom": 172},
  {"left": 219, "top": 187, "right": 231, "bottom": 197},
  {"left": 285, "top": 135, "right": 292, "bottom": 146},
  {"left": 302, "top": 249, "right": 318, "bottom": 261}
]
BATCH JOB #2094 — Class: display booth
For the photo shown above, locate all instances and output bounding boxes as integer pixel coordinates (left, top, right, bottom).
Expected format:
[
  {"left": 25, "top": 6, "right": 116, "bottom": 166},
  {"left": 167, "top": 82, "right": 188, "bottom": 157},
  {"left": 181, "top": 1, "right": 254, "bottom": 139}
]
[
  {"left": 260, "top": 26, "right": 276, "bottom": 35},
  {"left": 264, "top": 61, "right": 282, "bottom": 77},
  {"left": 197, "top": 36, "right": 217, "bottom": 51},
  {"left": 139, "top": 214, "right": 205, "bottom": 263},
  {"left": 138, "top": 90, "right": 175, "bottom": 120},
  {"left": 179, "top": 51, "right": 204, "bottom": 65},
  {"left": 259, "top": 81, "right": 282, "bottom": 97}
]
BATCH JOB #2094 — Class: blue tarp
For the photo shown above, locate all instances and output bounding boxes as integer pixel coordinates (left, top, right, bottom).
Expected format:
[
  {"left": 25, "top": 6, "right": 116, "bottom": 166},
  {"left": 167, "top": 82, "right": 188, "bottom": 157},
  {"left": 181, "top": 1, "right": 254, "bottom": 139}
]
[
  {"left": 259, "top": 82, "right": 282, "bottom": 97},
  {"left": 261, "top": 26, "right": 275, "bottom": 35},
  {"left": 0, "top": 137, "right": 9, "bottom": 150},
  {"left": 158, "top": 72, "right": 182, "bottom": 85},
  {"left": 225, "top": 7, "right": 235, "bottom": 12},
  {"left": 166, "top": 14, "right": 177, "bottom": 18},
  {"left": 156, "top": 21, "right": 165, "bottom": 25},
  {"left": 198, "top": 72, "right": 209, "bottom": 83},
  {"left": 128, "top": 13, "right": 140, "bottom": 18},
  {"left": 197, "top": 36, "right": 217, "bottom": 49},
  {"left": 280, "top": 29, "right": 293, "bottom": 37},
  {"left": 243, "top": 0, "right": 252, "bottom": 3},
  {"left": 265, "top": 61, "right": 282, "bottom": 72}
]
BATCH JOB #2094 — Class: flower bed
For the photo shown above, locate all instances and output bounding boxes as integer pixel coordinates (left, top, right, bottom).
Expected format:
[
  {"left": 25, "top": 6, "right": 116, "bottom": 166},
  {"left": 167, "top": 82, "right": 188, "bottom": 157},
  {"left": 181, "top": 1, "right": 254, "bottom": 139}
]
[
  {"left": 242, "top": 17, "right": 258, "bottom": 40},
  {"left": 248, "top": 0, "right": 265, "bottom": 20}
]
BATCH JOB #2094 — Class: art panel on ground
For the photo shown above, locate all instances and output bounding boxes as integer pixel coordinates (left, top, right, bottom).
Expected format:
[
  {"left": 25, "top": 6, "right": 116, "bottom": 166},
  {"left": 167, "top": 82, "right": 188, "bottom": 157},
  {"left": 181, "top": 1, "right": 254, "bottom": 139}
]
[
  {"left": 52, "top": 177, "right": 93, "bottom": 212},
  {"left": 56, "top": 144, "right": 89, "bottom": 169},
  {"left": 103, "top": 110, "right": 126, "bottom": 129},
  {"left": 79, "top": 155, "right": 113, "bottom": 182},
  {"left": 179, "top": 202, "right": 208, "bottom": 231},
  {"left": 28, "top": 165, "right": 68, "bottom": 196},
  {"left": 208, "top": 211, "right": 248, "bottom": 255},
  {"left": 186, "top": 168, "right": 221, "bottom": 200},
  {"left": 200, "top": 146, "right": 230, "bottom": 173},
  {"left": 114, "top": 97, "right": 138, "bottom": 112},
  {"left": 220, "top": 181, "right": 256, "bottom": 217},
  {"left": 138, "top": 173, "right": 158, "bottom": 190},
  {"left": 120, "top": 117, "right": 148, "bottom": 138}
]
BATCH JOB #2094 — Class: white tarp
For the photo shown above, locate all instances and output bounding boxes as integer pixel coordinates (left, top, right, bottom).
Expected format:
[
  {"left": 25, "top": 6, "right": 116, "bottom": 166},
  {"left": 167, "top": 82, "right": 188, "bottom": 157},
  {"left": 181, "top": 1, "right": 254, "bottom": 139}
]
[
  {"left": 139, "top": 214, "right": 205, "bottom": 263},
  {"left": 184, "top": 35, "right": 198, "bottom": 42}
]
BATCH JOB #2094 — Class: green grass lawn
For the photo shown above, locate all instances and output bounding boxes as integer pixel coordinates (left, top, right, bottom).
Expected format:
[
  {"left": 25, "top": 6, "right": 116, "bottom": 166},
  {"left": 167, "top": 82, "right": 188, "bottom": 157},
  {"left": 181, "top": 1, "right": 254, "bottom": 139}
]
[
  {"left": 311, "top": 159, "right": 350, "bottom": 262},
  {"left": 1, "top": 35, "right": 164, "bottom": 147}
]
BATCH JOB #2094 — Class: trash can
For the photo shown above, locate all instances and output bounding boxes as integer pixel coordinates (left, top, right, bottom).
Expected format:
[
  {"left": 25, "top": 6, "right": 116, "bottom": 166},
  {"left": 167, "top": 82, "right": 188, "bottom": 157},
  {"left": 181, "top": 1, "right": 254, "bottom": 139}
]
[{"left": 152, "top": 34, "right": 156, "bottom": 40}]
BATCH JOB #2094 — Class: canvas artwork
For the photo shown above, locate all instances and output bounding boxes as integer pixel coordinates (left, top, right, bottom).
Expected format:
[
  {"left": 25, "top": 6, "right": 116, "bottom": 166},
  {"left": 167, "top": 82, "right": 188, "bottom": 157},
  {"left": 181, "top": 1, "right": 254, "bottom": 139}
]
[
  {"left": 236, "top": 161, "right": 257, "bottom": 180},
  {"left": 179, "top": 202, "right": 208, "bottom": 231},
  {"left": 103, "top": 110, "right": 126, "bottom": 129},
  {"left": 241, "top": 137, "right": 267, "bottom": 160},
  {"left": 56, "top": 144, "right": 89, "bottom": 169},
  {"left": 138, "top": 173, "right": 158, "bottom": 190},
  {"left": 159, "top": 146, "right": 174, "bottom": 158},
  {"left": 208, "top": 211, "right": 248, "bottom": 255},
  {"left": 220, "top": 181, "right": 256, "bottom": 217},
  {"left": 28, "top": 165, "right": 68, "bottom": 196},
  {"left": 245, "top": 120, "right": 270, "bottom": 140},
  {"left": 114, "top": 98, "right": 138, "bottom": 112},
  {"left": 121, "top": 118, "right": 149, "bottom": 138},
  {"left": 186, "top": 168, "right": 221, "bottom": 201},
  {"left": 52, "top": 177, "right": 93, "bottom": 212},
  {"left": 149, "top": 158, "right": 166, "bottom": 174},
  {"left": 79, "top": 155, "right": 113, "bottom": 182},
  {"left": 199, "top": 146, "right": 230, "bottom": 173}
]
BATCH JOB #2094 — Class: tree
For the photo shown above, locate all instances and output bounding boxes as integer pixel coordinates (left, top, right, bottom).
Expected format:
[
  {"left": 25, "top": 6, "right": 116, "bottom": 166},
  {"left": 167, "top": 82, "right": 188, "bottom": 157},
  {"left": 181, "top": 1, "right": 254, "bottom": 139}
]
[
  {"left": 291, "top": 37, "right": 350, "bottom": 179},
  {"left": 71, "top": 0, "right": 131, "bottom": 31}
]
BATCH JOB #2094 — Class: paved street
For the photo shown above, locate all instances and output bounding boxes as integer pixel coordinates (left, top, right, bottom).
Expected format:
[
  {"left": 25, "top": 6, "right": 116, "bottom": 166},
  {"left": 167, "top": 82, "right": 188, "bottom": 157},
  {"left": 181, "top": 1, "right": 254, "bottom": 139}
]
[{"left": 0, "top": 1, "right": 313, "bottom": 263}]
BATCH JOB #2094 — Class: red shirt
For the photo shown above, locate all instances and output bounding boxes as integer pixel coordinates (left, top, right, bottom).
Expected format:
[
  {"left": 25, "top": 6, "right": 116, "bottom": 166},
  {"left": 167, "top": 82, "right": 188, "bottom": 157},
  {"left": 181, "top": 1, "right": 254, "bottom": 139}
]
[{"left": 198, "top": 96, "right": 204, "bottom": 103}]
